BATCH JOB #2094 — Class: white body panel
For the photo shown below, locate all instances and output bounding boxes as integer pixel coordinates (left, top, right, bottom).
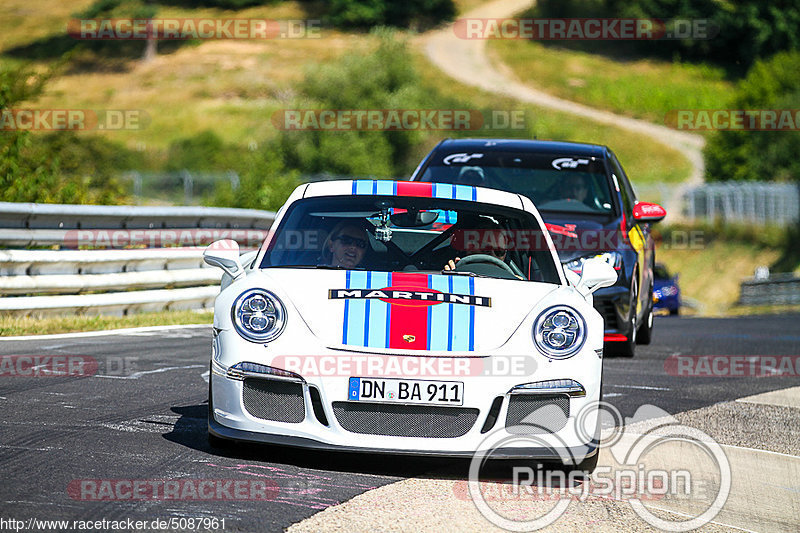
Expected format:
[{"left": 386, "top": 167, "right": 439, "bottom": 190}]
[{"left": 209, "top": 180, "right": 606, "bottom": 460}]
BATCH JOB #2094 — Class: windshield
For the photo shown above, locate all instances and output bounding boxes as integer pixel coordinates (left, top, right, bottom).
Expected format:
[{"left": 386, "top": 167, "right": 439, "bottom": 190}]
[
  {"left": 259, "top": 195, "right": 561, "bottom": 283},
  {"left": 418, "top": 151, "right": 615, "bottom": 215}
]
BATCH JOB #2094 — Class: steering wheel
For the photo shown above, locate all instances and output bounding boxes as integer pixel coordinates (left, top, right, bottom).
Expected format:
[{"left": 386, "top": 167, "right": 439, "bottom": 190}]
[{"left": 453, "top": 254, "right": 516, "bottom": 276}]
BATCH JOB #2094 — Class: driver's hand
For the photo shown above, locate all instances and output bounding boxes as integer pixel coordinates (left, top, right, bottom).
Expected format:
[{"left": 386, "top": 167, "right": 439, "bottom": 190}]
[{"left": 443, "top": 257, "right": 461, "bottom": 271}]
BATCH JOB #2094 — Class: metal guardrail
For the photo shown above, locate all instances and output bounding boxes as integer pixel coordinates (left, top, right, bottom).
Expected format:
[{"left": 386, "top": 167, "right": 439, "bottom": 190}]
[
  {"left": 684, "top": 182, "right": 800, "bottom": 226},
  {"left": 0, "top": 203, "right": 274, "bottom": 315},
  {"left": 0, "top": 201, "right": 275, "bottom": 231},
  {"left": 739, "top": 274, "right": 800, "bottom": 306}
]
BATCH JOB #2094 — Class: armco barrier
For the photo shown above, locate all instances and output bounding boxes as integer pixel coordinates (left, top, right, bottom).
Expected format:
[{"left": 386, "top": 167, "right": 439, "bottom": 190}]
[
  {"left": 739, "top": 274, "right": 800, "bottom": 306},
  {"left": 0, "top": 203, "right": 275, "bottom": 316}
]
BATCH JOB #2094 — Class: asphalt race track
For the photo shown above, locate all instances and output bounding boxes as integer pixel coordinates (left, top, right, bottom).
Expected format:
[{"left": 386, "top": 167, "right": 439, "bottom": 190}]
[{"left": 1, "top": 314, "right": 799, "bottom": 532}]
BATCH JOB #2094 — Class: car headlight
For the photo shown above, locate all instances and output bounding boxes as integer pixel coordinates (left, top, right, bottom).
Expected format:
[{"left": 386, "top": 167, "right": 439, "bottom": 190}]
[
  {"left": 564, "top": 252, "right": 622, "bottom": 275},
  {"left": 231, "top": 289, "right": 286, "bottom": 343},
  {"left": 533, "top": 306, "right": 586, "bottom": 359}
]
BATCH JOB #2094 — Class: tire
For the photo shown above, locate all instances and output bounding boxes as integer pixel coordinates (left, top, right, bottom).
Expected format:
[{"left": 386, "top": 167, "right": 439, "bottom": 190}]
[
  {"left": 610, "top": 275, "right": 637, "bottom": 357},
  {"left": 574, "top": 451, "right": 599, "bottom": 475},
  {"left": 670, "top": 307, "right": 680, "bottom": 316},
  {"left": 636, "top": 285, "right": 654, "bottom": 345},
  {"left": 557, "top": 450, "right": 599, "bottom": 479}
]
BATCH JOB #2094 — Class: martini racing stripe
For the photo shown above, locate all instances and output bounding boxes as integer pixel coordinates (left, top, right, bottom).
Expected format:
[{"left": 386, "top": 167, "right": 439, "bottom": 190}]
[
  {"left": 387, "top": 273, "right": 429, "bottom": 350},
  {"left": 432, "top": 182, "right": 477, "bottom": 202},
  {"left": 348, "top": 180, "right": 478, "bottom": 201},
  {"left": 340, "top": 271, "right": 476, "bottom": 351}
]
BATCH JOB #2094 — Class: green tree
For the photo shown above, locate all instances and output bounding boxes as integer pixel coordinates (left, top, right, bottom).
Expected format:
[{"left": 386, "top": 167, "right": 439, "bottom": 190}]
[
  {"left": 705, "top": 52, "right": 800, "bottom": 182},
  {"left": 1, "top": 63, "right": 58, "bottom": 203},
  {"left": 326, "top": 0, "right": 455, "bottom": 30}
]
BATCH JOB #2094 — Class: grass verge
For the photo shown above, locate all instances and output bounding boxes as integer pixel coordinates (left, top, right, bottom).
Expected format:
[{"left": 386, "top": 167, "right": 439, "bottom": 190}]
[
  {"left": 413, "top": 44, "right": 693, "bottom": 184},
  {"left": 655, "top": 231, "right": 790, "bottom": 316},
  {"left": 0, "top": 310, "right": 213, "bottom": 336},
  {"left": 489, "top": 38, "right": 734, "bottom": 127}
]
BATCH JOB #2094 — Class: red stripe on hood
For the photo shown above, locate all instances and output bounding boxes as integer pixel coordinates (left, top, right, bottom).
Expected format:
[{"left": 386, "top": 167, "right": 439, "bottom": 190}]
[{"left": 387, "top": 273, "right": 430, "bottom": 350}]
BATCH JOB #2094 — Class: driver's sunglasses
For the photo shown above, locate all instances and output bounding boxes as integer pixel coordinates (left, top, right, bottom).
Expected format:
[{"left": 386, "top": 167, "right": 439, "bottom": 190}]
[
  {"left": 485, "top": 248, "right": 507, "bottom": 258},
  {"left": 333, "top": 235, "right": 368, "bottom": 249}
]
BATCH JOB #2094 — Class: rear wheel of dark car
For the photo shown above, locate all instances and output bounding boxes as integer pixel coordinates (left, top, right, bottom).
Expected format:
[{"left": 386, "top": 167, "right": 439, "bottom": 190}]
[
  {"left": 636, "top": 283, "right": 654, "bottom": 345},
  {"left": 610, "top": 274, "right": 637, "bottom": 357}
]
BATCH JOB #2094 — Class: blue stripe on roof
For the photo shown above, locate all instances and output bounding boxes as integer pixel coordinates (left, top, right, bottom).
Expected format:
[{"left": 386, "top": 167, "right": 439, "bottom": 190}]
[
  {"left": 376, "top": 180, "right": 395, "bottom": 196},
  {"left": 355, "top": 181, "right": 373, "bottom": 195},
  {"left": 454, "top": 184, "right": 474, "bottom": 201},
  {"left": 433, "top": 183, "right": 454, "bottom": 199}
]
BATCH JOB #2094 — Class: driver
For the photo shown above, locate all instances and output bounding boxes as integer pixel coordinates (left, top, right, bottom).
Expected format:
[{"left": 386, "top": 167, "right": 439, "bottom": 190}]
[
  {"left": 561, "top": 174, "right": 592, "bottom": 205},
  {"left": 322, "top": 221, "right": 369, "bottom": 269},
  {"left": 454, "top": 166, "right": 486, "bottom": 186},
  {"left": 443, "top": 215, "right": 512, "bottom": 272}
]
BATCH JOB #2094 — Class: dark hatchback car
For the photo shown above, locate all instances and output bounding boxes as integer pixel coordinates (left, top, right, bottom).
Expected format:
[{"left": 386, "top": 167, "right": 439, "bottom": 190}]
[{"left": 410, "top": 138, "right": 666, "bottom": 357}]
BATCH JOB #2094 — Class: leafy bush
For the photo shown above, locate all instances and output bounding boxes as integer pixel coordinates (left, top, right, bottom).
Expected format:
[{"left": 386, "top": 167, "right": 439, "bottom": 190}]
[
  {"left": 326, "top": 0, "right": 456, "bottom": 30},
  {"left": 528, "top": 0, "right": 800, "bottom": 71},
  {"left": 277, "top": 29, "right": 458, "bottom": 178},
  {"left": 2, "top": 61, "right": 135, "bottom": 204},
  {"left": 705, "top": 52, "right": 800, "bottom": 183}
]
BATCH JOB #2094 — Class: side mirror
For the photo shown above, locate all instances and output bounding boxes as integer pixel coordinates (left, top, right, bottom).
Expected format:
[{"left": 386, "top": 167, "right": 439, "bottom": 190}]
[
  {"left": 632, "top": 201, "right": 667, "bottom": 223},
  {"left": 576, "top": 257, "right": 618, "bottom": 297},
  {"left": 204, "top": 239, "right": 244, "bottom": 280}
]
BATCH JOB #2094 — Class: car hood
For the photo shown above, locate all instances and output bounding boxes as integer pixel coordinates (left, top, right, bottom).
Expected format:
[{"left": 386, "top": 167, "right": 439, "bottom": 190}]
[
  {"left": 540, "top": 214, "right": 620, "bottom": 263},
  {"left": 257, "top": 269, "right": 560, "bottom": 353}
]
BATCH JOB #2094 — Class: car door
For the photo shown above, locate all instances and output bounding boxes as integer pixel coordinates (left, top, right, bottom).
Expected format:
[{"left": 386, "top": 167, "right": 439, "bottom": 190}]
[{"left": 607, "top": 151, "right": 650, "bottom": 321}]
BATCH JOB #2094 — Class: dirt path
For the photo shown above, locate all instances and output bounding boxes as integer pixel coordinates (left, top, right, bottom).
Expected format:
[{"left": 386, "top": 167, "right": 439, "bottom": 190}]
[{"left": 422, "top": 0, "right": 705, "bottom": 187}]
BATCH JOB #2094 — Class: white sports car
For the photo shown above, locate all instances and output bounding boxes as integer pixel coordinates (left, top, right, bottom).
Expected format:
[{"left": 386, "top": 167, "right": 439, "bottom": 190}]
[{"left": 204, "top": 180, "right": 616, "bottom": 468}]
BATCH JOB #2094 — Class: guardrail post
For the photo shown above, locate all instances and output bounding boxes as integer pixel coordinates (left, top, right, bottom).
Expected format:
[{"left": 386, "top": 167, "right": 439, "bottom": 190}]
[{"left": 182, "top": 169, "right": 193, "bottom": 205}]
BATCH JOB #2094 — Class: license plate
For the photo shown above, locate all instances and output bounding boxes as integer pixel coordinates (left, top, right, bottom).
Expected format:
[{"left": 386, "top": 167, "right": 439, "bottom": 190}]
[{"left": 348, "top": 377, "right": 464, "bottom": 406}]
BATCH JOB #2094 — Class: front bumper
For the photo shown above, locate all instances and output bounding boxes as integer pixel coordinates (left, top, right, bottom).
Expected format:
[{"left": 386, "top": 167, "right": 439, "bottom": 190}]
[
  {"left": 209, "top": 415, "right": 597, "bottom": 461},
  {"left": 209, "top": 348, "right": 602, "bottom": 462}
]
